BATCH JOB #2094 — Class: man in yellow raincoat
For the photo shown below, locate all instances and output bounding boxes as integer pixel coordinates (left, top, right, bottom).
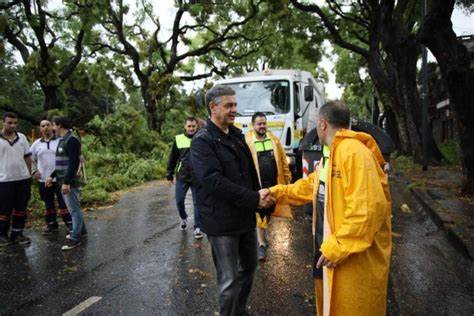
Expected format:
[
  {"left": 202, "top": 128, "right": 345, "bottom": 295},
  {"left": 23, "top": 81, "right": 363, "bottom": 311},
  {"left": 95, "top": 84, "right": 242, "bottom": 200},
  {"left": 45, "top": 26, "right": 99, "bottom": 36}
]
[
  {"left": 264, "top": 101, "right": 392, "bottom": 315},
  {"left": 245, "top": 112, "right": 291, "bottom": 261}
]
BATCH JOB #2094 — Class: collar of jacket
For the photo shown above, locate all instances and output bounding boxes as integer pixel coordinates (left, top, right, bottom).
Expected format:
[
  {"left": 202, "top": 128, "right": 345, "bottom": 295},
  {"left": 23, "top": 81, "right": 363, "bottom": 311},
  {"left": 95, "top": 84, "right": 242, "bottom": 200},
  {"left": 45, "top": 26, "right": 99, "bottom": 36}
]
[{"left": 206, "top": 119, "right": 243, "bottom": 138}]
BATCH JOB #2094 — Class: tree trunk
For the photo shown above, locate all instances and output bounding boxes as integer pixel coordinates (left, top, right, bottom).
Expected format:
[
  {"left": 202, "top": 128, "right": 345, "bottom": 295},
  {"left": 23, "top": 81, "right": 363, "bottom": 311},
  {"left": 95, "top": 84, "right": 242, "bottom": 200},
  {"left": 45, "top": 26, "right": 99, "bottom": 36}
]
[
  {"left": 368, "top": 34, "right": 444, "bottom": 163},
  {"left": 140, "top": 83, "right": 159, "bottom": 131},
  {"left": 41, "top": 84, "right": 61, "bottom": 110},
  {"left": 418, "top": 0, "right": 474, "bottom": 194},
  {"left": 144, "top": 96, "right": 158, "bottom": 131}
]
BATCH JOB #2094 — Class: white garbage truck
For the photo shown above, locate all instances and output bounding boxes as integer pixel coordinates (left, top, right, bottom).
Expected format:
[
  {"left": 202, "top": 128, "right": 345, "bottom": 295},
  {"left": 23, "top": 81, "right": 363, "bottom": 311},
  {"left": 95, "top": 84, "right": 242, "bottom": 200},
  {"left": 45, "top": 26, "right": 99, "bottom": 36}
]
[
  {"left": 214, "top": 69, "right": 395, "bottom": 182},
  {"left": 215, "top": 69, "right": 325, "bottom": 179}
]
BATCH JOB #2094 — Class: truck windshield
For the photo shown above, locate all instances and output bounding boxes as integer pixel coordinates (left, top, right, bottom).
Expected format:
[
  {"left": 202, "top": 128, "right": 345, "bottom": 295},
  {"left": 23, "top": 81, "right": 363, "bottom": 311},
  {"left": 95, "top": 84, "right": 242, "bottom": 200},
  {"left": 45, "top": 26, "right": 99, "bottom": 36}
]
[{"left": 224, "top": 80, "right": 290, "bottom": 116}]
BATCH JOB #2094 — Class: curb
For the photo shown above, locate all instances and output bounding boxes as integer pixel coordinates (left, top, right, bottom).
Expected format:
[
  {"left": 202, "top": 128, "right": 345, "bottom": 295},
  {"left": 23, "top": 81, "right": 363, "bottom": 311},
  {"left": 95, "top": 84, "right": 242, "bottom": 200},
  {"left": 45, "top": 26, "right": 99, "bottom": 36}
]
[{"left": 410, "top": 188, "right": 473, "bottom": 261}]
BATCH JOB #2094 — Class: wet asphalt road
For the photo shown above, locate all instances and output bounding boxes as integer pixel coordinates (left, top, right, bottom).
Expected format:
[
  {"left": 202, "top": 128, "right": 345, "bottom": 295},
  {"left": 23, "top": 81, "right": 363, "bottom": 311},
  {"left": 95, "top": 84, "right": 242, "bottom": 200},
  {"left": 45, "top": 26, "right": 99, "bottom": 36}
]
[
  {"left": 0, "top": 181, "right": 314, "bottom": 315},
  {"left": 1, "top": 179, "right": 473, "bottom": 315},
  {"left": 389, "top": 177, "right": 474, "bottom": 315}
]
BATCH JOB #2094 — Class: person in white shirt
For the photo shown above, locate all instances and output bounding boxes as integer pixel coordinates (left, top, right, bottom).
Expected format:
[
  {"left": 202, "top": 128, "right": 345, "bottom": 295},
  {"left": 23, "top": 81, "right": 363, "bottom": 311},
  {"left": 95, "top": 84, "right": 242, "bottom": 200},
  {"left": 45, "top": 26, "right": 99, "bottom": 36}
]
[
  {"left": 0, "top": 112, "right": 32, "bottom": 247},
  {"left": 30, "top": 119, "right": 72, "bottom": 235}
]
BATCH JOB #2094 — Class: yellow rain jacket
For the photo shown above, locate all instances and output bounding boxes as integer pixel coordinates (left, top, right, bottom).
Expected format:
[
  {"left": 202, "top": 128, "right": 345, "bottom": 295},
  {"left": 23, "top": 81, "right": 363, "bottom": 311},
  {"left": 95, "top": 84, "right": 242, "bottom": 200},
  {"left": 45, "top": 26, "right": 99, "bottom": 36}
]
[
  {"left": 245, "top": 130, "right": 292, "bottom": 220},
  {"left": 270, "top": 129, "right": 392, "bottom": 316}
]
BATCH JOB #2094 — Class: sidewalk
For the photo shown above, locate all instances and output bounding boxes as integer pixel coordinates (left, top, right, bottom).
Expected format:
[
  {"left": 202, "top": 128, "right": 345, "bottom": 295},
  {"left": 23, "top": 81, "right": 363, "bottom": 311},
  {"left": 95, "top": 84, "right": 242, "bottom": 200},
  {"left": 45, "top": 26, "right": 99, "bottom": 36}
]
[{"left": 397, "top": 165, "right": 474, "bottom": 260}]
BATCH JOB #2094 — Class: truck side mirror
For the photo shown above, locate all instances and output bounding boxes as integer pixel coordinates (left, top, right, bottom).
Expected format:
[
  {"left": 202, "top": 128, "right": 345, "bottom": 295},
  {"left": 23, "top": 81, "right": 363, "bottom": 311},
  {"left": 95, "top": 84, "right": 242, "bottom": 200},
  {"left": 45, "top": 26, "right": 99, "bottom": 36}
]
[{"left": 304, "top": 86, "right": 314, "bottom": 102}]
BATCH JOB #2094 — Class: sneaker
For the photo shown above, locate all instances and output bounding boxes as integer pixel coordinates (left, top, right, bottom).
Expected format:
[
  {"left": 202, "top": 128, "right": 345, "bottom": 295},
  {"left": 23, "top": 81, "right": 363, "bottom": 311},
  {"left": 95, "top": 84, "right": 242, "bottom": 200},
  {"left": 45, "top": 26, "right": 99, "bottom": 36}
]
[
  {"left": 193, "top": 228, "right": 204, "bottom": 239},
  {"left": 0, "top": 235, "right": 10, "bottom": 247},
  {"left": 61, "top": 239, "right": 81, "bottom": 251},
  {"left": 180, "top": 219, "right": 187, "bottom": 230},
  {"left": 258, "top": 245, "right": 266, "bottom": 262},
  {"left": 11, "top": 233, "right": 31, "bottom": 245},
  {"left": 66, "top": 232, "right": 87, "bottom": 240},
  {"left": 42, "top": 225, "right": 59, "bottom": 236}
]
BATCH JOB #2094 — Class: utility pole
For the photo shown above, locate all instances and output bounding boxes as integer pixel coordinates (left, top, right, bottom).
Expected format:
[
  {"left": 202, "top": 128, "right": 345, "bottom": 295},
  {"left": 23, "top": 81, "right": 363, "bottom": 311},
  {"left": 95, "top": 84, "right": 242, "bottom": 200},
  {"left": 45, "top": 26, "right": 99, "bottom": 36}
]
[{"left": 421, "top": 0, "right": 429, "bottom": 171}]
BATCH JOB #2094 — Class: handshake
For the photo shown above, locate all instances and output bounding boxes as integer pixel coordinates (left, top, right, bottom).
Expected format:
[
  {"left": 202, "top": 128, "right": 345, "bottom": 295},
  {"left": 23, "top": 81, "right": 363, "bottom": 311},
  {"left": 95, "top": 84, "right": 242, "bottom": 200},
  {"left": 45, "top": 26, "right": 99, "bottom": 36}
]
[{"left": 258, "top": 188, "right": 275, "bottom": 209}]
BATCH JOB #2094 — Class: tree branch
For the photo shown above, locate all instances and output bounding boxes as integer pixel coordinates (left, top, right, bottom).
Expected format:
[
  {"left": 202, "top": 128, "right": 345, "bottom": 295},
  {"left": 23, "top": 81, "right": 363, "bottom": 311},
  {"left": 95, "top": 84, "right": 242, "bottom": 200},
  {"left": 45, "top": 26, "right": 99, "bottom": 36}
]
[
  {"left": 175, "top": 0, "right": 260, "bottom": 64},
  {"left": 106, "top": 0, "right": 146, "bottom": 83},
  {"left": 169, "top": 5, "right": 186, "bottom": 68},
  {"left": 327, "top": 0, "right": 369, "bottom": 28},
  {"left": 22, "top": 0, "right": 48, "bottom": 62},
  {"left": 180, "top": 65, "right": 229, "bottom": 81},
  {"left": 59, "top": 27, "right": 85, "bottom": 82},
  {"left": 3, "top": 24, "right": 30, "bottom": 63},
  {"left": 290, "top": 0, "right": 369, "bottom": 58},
  {"left": 0, "top": 0, "right": 21, "bottom": 10}
]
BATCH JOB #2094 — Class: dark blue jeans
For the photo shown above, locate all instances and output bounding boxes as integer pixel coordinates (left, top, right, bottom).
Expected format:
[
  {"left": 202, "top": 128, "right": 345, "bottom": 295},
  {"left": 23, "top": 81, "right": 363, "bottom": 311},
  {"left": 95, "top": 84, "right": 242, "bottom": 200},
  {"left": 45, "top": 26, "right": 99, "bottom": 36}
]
[{"left": 175, "top": 179, "right": 200, "bottom": 228}]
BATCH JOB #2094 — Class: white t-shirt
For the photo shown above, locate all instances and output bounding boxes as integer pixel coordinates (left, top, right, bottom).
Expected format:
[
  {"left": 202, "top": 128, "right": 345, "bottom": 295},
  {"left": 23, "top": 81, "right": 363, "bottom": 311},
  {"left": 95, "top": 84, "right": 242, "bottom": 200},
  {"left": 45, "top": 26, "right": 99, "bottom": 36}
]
[
  {"left": 0, "top": 132, "right": 31, "bottom": 182},
  {"left": 30, "top": 137, "right": 60, "bottom": 183}
]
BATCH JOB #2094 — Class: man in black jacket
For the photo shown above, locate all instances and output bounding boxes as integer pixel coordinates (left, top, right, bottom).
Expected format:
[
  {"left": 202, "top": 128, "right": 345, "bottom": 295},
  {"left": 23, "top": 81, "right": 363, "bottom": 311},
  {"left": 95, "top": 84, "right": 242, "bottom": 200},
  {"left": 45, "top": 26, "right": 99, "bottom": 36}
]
[
  {"left": 166, "top": 117, "right": 203, "bottom": 239},
  {"left": 191, "top": 85, "right": 274, "bottom": 316}
]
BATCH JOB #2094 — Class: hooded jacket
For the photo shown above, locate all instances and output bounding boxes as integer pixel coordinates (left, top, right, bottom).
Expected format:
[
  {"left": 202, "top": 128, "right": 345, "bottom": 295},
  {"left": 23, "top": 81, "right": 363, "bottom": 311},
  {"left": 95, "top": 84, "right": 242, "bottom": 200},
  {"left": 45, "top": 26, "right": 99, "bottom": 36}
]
[{"left": 270, "top": 129, "right": 392, "bottom": 316}]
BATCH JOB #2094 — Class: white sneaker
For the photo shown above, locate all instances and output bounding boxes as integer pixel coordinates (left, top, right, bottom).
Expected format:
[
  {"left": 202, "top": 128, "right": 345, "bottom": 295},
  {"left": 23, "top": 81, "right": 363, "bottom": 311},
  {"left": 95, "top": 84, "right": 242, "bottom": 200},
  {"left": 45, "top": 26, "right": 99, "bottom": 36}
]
[
  {"left": 66, "top": 232, "right": 87, "bottom": 240},
  {"left": 193, "top": 228, "right": 204, "bottom": 239},
  {"left": 180, "top": 219, "right": 187, "bottom": 230}
]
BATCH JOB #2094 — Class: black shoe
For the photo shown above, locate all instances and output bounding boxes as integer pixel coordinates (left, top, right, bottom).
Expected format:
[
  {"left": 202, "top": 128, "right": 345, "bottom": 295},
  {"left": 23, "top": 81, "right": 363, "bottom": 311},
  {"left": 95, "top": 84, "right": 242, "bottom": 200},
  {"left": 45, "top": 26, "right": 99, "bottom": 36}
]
[
  {"left": 61, "top": 239, "right": 81, "bottom": 251},
  {"left": 0, "top": 235, "right": 10, "bottom": 247},
  {"left": 42, "top": 225, "right": 59, "bottom": 236},
  {"left": 11, "top": 233, "right": 31, "bottom": 245}
]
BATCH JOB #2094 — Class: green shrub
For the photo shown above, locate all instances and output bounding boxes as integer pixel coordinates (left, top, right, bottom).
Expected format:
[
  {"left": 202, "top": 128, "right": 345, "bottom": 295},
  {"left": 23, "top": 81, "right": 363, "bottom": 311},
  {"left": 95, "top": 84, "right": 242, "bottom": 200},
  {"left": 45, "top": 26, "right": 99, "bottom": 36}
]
[
  {"left": 391, "top": 154, "right": 418, "bottom": 175},
  {"left": 438, "top": 140, "right": 459, "bottom": 165},
  {"left": 81, "top": 178, "right": 111, "bottom": 204},
  {"left": 28, "top": 104, "right": 172, "bottom": 219}
]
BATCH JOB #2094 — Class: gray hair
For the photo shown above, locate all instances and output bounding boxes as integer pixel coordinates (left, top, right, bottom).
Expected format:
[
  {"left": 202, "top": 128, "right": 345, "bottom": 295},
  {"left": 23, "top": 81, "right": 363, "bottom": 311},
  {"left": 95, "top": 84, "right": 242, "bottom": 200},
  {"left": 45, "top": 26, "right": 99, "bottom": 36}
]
[
  {"left": 319, "top": 100, "right": 350, "bottom": 128},
  {"left": 205, "top": 85, "right": 236, "bottom": 114}
]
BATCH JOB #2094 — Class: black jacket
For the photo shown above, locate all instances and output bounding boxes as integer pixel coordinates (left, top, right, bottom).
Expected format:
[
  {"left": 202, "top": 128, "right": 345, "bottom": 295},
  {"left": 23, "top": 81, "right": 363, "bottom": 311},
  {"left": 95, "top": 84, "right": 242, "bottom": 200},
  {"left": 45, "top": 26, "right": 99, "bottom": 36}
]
[
  {"left": 166, "top": 133, "right": 193, "bottom": 182},
  {"left": 190, "top": 119, "right": 260, "bottom": 236}
]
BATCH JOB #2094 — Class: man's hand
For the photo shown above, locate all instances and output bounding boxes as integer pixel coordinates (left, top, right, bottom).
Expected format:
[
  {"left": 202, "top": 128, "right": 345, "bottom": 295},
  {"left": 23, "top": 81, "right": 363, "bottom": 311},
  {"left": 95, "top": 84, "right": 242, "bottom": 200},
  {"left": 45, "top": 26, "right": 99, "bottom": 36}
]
[
  {"left": 62, "top": 184, "right": 71, "bottom": 195},
  {"left": 166, "top": 174, "right": 174, "bottom": 185},
  {"left": 258, "top": 189, "right": 275, "bottom": 209},
  {"left": 383, "top": 162, "right": 391, "bottom": 174},
  {"left": 316, "top": 254, "right": 336, "bottom": 269},
  {"left": 33, "top": 171, "right": 42, "bottom": 181}
]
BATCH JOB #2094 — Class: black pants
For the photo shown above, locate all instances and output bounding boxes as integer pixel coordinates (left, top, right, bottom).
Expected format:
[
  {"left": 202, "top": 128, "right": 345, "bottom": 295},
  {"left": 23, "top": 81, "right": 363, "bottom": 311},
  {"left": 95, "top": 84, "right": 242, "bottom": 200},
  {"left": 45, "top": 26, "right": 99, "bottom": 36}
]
[
  {"left": 208, "top": 230, "right": 258, "bottom": 316},
  {"left": 0, "top": 179, "right": 31, "bottom": 237},
  {"left": 38, "top": 182, "right": 71, "bottom": 227}
]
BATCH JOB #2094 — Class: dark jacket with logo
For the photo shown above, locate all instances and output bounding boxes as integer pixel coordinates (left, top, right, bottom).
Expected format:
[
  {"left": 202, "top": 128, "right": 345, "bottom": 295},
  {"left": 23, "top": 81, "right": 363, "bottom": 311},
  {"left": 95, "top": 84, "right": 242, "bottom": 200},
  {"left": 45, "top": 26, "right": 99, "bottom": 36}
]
[
  {"left": 166, "top": 133, "right": 194, "bottom": 182},
  {"left": 52, "top": 131, "right": 81, "bottom": 187},
  {"left": 190, "top": 119, "right": 260, "bottom": 236}
]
